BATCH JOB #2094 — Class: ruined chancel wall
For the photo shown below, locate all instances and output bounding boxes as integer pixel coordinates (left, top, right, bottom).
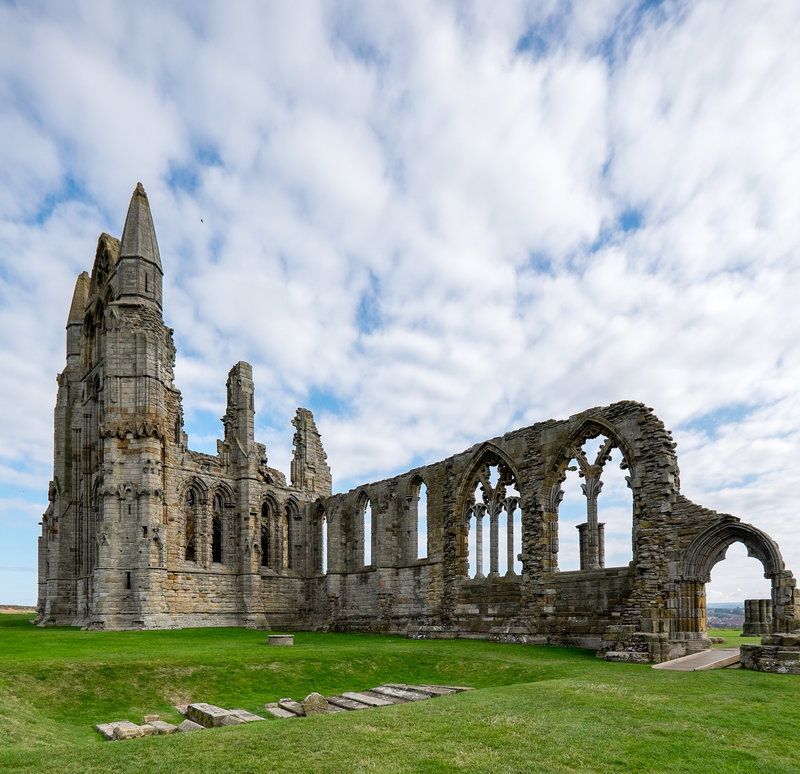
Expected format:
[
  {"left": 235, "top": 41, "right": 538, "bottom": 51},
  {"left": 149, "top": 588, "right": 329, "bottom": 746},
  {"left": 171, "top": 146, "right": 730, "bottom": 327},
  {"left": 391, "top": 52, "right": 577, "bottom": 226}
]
[{"left": 37, "top": 184, "right": 800, "bottom": 664}]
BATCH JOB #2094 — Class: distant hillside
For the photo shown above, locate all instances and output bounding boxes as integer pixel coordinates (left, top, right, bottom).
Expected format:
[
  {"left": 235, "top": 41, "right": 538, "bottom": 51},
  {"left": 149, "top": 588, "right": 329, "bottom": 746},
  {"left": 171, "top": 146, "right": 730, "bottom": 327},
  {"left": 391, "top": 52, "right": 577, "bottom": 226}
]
[{"left": 707, "top": 605, "right": 744, "bottom": 628}]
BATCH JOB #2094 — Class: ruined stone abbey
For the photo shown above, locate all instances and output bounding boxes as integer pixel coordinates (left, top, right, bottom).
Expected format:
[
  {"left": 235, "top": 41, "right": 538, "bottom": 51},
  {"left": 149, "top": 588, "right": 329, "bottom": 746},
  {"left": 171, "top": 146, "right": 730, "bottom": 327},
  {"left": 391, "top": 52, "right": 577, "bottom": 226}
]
[{"left": 37, "top": 184, "right": 800, "bottom": 665}]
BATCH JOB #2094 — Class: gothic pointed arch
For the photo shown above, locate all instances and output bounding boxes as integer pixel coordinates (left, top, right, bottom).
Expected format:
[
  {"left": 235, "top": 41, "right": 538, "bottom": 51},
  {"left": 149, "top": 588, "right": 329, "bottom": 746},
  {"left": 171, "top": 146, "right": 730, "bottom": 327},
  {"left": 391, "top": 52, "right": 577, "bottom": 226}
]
[
  {"left": 259, "top": 493, "right": 280, "bottom": 569},
  {"left": 682, "top": 519, "right": 785, "bottom": 583},
  {"left": 356, "top": 489, "right": 372, "bottom": 567},
  {"left": 542, "top": 417, "right": 635, "bottom": 498},
  {"left": 458, "top": 443, "right": 522, "bottom": 578}
]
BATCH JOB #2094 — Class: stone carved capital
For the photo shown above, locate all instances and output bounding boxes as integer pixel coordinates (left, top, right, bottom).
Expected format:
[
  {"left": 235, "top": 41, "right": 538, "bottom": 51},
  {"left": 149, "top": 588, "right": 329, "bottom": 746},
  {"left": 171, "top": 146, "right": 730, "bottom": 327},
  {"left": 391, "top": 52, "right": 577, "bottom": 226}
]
[
  {"left": 581, "top": 477, "right": 603, "bottom": 500},
  {"left": 545, "top": 485, "right": 564, "bottom": 512}
]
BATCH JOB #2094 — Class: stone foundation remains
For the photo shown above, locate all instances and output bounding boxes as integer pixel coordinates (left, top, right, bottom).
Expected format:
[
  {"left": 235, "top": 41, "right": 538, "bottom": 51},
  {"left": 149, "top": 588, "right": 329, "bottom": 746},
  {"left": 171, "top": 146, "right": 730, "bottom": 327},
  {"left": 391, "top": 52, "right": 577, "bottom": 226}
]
[{"left": 38, "top": 184, "right": 800, "bottom": 668}]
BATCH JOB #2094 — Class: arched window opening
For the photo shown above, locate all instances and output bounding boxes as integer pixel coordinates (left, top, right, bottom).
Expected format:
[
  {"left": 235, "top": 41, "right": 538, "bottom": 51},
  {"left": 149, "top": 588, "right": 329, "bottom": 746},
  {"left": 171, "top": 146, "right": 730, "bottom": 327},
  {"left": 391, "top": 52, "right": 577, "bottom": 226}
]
[
  {"left": 314, "top": 504, "right": 328, "bottom": 575},
  {"left": 211, "top": 492, "right": 223, "bottom": 564},
  {"left": 706, "top": 541, "right": 772, "bottom": 633},
  {"left": 555, "top": 434, "right": 632, "bottom": 571},
  {"left": 358, "top": 494, "right": 372, "bottom": 567},
  {"left": 260, "top": 502, "right": 271, "bottom": 568},
  {"left": 185, "top": 488, "right": 197, "bottom": 562},
  {"left": 465, "top": 458, "right": 520, "bottom": 579},
  {"left": 416, "top": 481, "right": 428, "bottom": 559},
  {"left": 409, "top": 478, "right": 428, "bottom": 561},
  {"left": 282, "top": 503, "right": 293, "bottom": 571}
]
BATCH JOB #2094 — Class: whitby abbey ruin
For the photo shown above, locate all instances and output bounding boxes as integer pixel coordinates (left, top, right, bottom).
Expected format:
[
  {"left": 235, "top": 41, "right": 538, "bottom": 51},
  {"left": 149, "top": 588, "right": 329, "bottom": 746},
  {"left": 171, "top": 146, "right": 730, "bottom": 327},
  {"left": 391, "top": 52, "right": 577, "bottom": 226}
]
[{"left": 37, "top": 184, "right": 800, "bottom": 669}]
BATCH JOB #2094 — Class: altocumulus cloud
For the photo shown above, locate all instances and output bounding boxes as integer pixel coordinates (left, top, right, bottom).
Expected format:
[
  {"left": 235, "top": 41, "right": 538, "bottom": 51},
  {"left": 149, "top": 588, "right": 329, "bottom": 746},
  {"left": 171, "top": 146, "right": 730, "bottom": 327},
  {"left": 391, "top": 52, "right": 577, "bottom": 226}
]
[{"left": 0, "top": 0, "right": 798, "bottom": 604}]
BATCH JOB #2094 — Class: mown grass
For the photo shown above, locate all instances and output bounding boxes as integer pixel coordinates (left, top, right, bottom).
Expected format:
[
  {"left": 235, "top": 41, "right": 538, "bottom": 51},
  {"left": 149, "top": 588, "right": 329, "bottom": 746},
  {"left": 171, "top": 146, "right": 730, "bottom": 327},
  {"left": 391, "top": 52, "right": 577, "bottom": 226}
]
[
  {"left": 0, "top": 614, "right": 797, "bottom": 773},
  {"left": 707, "top": 627, "right": 762, "bottom": 648}
]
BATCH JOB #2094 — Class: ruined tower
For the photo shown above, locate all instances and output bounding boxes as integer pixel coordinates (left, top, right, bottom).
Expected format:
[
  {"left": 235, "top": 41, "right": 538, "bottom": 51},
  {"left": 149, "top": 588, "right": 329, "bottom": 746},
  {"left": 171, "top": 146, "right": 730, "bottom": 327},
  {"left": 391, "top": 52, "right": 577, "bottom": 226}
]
[{"left": 38, "top": 183, "right": 331, "bottom": 629}]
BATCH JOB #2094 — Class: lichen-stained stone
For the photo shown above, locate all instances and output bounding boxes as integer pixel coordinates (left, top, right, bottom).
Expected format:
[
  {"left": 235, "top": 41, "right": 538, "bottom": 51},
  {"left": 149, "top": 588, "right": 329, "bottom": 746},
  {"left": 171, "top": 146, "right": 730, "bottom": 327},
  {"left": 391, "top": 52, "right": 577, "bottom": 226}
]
[
  {"left": 278, "top": 698, "right": 305, "bottom": 716},
  {"left": 95, "top": 721, "right": 124, "bottom": 740},
  {"left": 142, "top": 714, "right": 160, "bottom": 723},
  {"left": 302, "top": 693, "right": 329, "bottom": 716},
  {"left": 187, "top": 703, "right": 233, "bottom": 728},
  {"left": 111, "top": 721, "right": 157, "bottom": 740},
  {"left": 176, "top": 719, "right": 205, "bottom": 732}
]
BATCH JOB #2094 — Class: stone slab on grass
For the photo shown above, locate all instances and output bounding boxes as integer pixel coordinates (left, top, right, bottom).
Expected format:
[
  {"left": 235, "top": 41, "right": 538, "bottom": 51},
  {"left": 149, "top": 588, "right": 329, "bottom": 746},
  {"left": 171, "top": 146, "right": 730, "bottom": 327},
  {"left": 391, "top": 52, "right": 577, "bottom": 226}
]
[
  {"left": 390, "top": 684, "right": 458, "bottom": 696},
  {"left": 264, "top": 704, "right": 299, "bottom": 719},
  {"left": 218, "top": 714, "right": 246, "bottom": 727},
  {"left": 362, "top": 690, "right": 407, "bottom": 704},
  {"left": 369, "top": 685, "right": 431, "bottom": 701},
  {"left": 278, "top": 698, "right": 305, "bottom": 716},
  {"left": 326, "top": 695, "right": 371, "bottom": 711},
  {"left": 187, "top": 702, "right": 234, "bottom": 728},
  {"left": 176, "top": 719, "right": 205, "bottom": 732},
  {"left": 146, "top": 720, "right": 178, "bottom": 735},
  {"left": 341, "top": 691, "right": 395, "bottom": 707},
  {"left": 268, "top": 634, "right": 294, "bottom": 646},
  {"left": 228, "top": 708, "right": 265, "bottom": 723},
  {"left": 113, "top": 721, "right": 157, "bottom": 740}
]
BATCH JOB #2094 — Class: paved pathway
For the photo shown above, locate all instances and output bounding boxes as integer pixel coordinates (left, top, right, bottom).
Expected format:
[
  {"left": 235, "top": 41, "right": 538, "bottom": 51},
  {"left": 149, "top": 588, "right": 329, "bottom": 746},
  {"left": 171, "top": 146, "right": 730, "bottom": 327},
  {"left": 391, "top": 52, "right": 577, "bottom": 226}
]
[{"left": 651, "top": 648, "right": 740, "bottom": 671}]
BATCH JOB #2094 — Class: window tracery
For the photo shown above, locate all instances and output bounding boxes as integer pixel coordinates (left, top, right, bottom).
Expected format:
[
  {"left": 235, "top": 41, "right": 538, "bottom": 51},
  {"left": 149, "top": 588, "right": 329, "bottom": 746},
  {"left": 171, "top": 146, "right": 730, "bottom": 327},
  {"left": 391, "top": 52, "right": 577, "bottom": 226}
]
[{"left": 464, "top": 458, "right": 520, "bottom": 578}]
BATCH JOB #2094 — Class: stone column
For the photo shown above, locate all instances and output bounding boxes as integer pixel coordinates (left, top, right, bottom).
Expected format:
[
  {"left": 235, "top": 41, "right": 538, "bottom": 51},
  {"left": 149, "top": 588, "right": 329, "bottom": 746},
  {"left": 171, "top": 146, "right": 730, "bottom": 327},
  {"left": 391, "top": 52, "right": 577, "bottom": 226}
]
[
  {"left": 488, "top": 502, "right": 499, "bottom": 577},
  {"left": 473, "top": 504, "right": 486, "bottom": 579},
  {"left": 743, "top": 599, "right": 772, "bottom": 636},
  {"left": 580, "top": 476, "right": 603, "bottom": 570},
  {"left": 505, "top": 496, "right": 518, "bottom": 576}
]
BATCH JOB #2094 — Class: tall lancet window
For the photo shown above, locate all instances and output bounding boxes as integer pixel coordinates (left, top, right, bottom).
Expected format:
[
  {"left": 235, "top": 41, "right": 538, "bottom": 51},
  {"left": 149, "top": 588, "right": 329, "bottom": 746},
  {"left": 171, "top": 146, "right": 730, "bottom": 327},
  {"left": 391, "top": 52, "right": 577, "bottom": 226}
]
[
  {"left": 212, "top": 492, "right": 223, "bottom": 564},
  {"left": 260, "top": 502, "right": 271, "bottom": 567},
  {"left": 185, "top": 489, "right": 198, "bottom": 562}
]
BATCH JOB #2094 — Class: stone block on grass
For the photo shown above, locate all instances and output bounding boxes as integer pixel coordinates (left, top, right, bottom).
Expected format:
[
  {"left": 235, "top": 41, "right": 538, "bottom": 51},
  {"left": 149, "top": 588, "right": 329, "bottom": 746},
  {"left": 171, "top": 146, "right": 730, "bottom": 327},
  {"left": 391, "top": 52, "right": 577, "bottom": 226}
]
[
  {"left": 228, "top": 708, "right": 265, "bottom": 722},
  {"left": 147, "top": 720, "right": 178, "bottom": 735},
  {"left": 187, "top": 702, "right": 233, "bottom": 728},
  {"left": 302, "top": 692, "right": 329, "bottom": 716},
  {"left": 177, "top": 719, "right": 205, "bottom": 732}
]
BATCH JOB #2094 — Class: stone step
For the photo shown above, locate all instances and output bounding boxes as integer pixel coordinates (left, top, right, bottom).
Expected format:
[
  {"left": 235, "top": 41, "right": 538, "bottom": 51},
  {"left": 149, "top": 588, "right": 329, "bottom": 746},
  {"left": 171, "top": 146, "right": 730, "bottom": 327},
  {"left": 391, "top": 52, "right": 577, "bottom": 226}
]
[
  {"left": 385, "top": 683, "right": 457, "bottom": 696},
  {"left": 340, "top": 691, "right": 395, "bottom": 707},
  {"left": 227, "top": 708, "right": 265, "bottom": 723},
  {"left": 326, "top": 695, "right": 372, "bottom": 711},
  {"left": 369, "top": 685, "right": 431, "bottom": 701},
  {"left": 362, "top": 689, "right": 408, "bottom": 704},
  {"left": 264, "top": 704, "right": 298, "bottom": 719}
]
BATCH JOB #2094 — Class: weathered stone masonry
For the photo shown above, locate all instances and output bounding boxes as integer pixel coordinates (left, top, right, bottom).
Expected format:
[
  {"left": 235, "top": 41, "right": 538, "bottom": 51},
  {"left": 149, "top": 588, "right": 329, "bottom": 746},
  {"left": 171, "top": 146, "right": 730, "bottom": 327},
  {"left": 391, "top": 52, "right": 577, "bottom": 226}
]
[{"left": 38, "top": 184, "right": 800, "bottom": 665}]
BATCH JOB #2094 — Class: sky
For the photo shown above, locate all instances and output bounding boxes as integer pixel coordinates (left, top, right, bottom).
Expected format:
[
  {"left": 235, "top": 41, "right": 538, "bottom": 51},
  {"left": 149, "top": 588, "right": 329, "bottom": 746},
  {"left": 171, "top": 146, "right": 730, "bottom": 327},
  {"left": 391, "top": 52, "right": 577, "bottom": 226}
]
[{"left": 1, "top": 0, "right": 798, "bottom": 607}]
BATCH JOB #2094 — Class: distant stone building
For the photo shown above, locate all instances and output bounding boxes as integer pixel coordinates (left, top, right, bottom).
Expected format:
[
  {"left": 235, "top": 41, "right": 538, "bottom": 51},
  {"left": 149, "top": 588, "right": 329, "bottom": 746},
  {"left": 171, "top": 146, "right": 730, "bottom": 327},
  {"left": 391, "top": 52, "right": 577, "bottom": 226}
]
[{"left": 37, "top": 184, "right": 800, "bottom": 664}]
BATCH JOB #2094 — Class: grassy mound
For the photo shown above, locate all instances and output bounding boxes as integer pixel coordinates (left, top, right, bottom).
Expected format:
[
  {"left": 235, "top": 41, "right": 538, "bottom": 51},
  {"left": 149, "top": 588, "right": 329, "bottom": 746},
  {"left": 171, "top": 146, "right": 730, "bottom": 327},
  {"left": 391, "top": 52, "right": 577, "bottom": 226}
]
[{"left": 0, "top": 615, "right": 797, "bottom": 773}]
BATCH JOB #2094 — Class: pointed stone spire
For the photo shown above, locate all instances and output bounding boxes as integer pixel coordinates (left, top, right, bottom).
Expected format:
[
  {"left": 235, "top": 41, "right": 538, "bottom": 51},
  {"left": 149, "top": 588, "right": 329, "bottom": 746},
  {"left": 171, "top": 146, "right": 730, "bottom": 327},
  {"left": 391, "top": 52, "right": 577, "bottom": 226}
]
[
  {"left": 114, "top": 182, "right": 163, "bottom": 311},
  {"left": 119, "top": 182, "right": 162, "bottom": 270},
  {"left": 67, "top": 272, "right": 90, "bottom": 325},
  {"left": 66, "top": 271, "right": 90, "bottom": 363}
]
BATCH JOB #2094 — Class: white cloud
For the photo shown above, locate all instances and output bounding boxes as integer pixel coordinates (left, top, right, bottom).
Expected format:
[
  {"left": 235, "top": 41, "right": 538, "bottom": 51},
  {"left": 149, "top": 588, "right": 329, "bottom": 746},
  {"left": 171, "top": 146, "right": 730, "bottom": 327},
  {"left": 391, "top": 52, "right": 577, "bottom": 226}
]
[{"left": 1, "top": 0, "right": 799, "bottom": 605}]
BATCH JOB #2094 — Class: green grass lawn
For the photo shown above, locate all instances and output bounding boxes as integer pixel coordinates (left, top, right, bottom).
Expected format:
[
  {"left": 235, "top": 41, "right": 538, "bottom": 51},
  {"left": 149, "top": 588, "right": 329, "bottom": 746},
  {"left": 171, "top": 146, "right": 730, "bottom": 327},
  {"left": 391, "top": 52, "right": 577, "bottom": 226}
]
[{"left": 0, "top": 615, "right": 797, "bottom": 773}]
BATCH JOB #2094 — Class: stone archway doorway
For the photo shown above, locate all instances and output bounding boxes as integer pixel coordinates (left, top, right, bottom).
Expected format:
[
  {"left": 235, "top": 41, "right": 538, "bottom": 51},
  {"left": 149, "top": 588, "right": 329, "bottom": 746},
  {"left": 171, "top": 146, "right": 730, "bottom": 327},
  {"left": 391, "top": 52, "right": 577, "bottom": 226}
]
[{"left": 675, "top": 519, "right": 799, "bottom": 648}]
